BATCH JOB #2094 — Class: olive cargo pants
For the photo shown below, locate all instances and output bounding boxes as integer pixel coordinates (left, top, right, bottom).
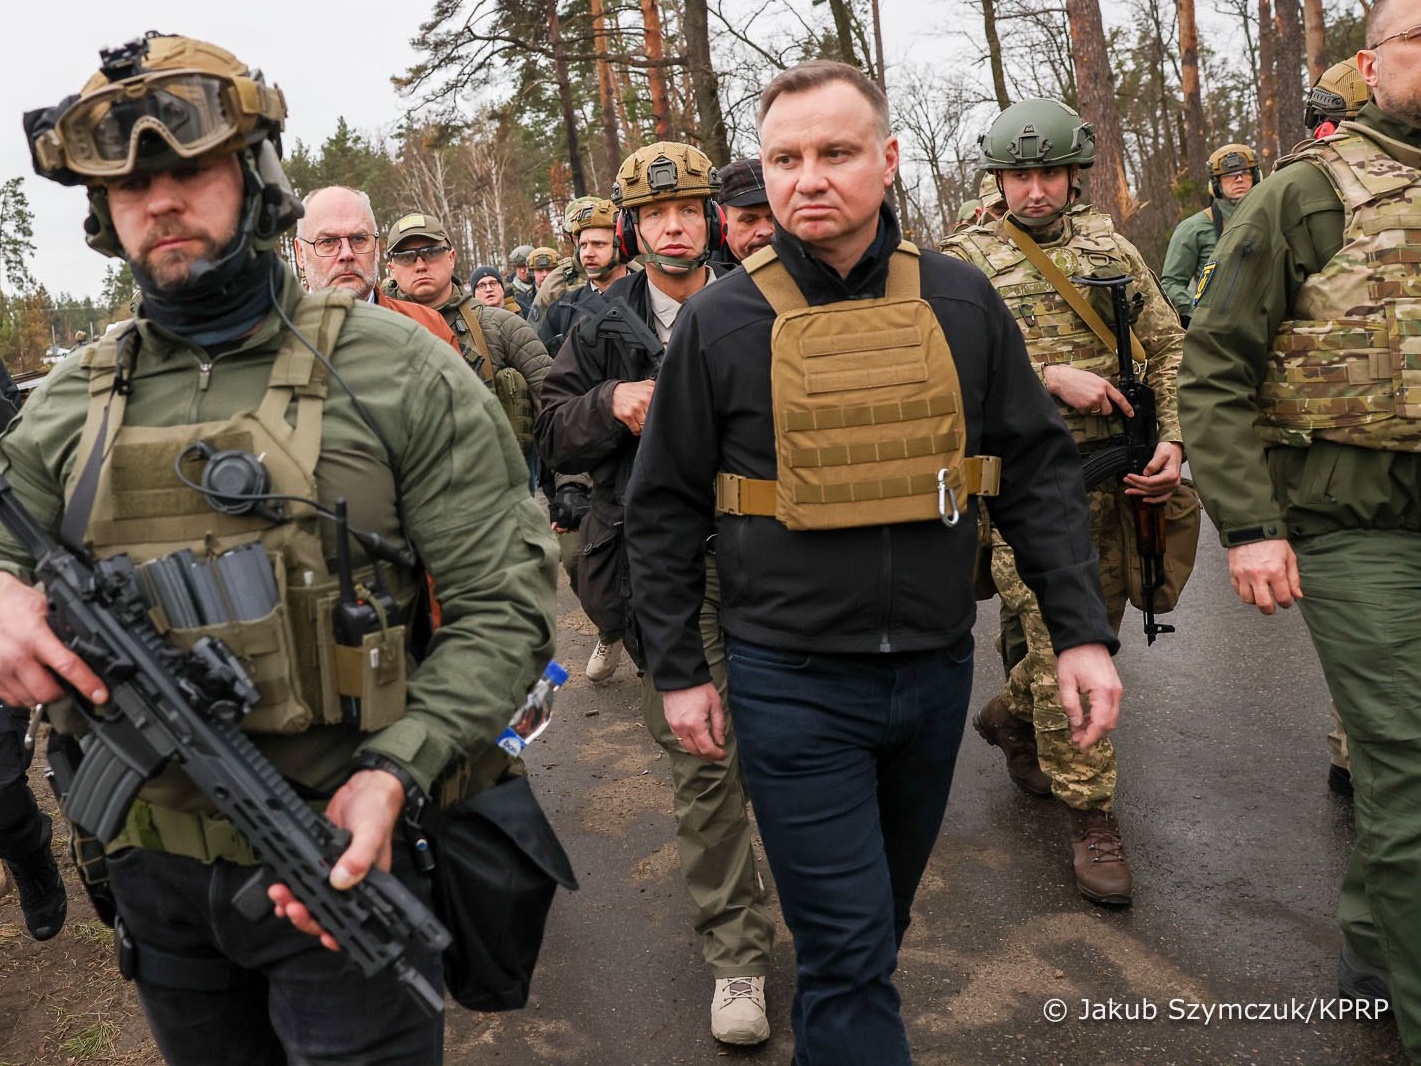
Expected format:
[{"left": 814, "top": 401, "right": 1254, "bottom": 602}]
[
  {"left": 1294, "top": 528, "right": 1421, "bottom": 1058},
  {"left": 638, "top": 556, "right": 774, "bottom": 977}
]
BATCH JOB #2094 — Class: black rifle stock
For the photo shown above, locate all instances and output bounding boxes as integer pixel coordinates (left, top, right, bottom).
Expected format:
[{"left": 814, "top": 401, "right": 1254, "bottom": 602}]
[
  {"left": 0, "top": 475, "right": 449, "bottom": 1015},
  {"left": 1073, "top": 274, "right": 1174, "bottom": 645}
]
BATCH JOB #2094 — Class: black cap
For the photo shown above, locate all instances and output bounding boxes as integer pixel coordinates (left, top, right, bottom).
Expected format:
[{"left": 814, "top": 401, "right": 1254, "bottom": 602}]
[
  {"left": 717, "top": 157, "right": 767, "bottom": 207},
  {"left": 468, "top": 266, "right": 503, "bottom": 291}
]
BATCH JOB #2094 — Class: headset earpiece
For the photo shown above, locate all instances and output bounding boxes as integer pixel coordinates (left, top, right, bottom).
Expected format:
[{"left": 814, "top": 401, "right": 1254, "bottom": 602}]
[
  {"left": 616, "top": 208, "right": 640, "bottom": 261},
  {"left": 708, "top": 202, "right": 726, "bottom": 252}
]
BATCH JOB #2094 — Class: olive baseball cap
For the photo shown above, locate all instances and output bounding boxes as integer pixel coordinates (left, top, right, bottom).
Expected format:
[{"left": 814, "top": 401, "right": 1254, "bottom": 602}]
[{"left": 386, "top": 212, "right": 450, "bottom": 250}]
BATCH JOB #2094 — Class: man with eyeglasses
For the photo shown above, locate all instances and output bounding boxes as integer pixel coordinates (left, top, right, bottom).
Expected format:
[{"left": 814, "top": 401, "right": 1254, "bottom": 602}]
[
  {"left": 293, "top": 186, "right": 458, "bottom": 353},
  {"left": 384, "top": 213, "right": 552, "bottom": 481},
  {"left": 1181, "top": 0, "right": 1421, "bottom": 1051},
  {"left": 469, "top": 265, "right": 522, "bottom": 313}
]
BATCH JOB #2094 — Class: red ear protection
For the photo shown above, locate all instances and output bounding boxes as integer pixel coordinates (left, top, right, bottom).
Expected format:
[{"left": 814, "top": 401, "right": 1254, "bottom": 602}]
[{"left": 616, "top": 202, "right": 728, "bottom": 262}]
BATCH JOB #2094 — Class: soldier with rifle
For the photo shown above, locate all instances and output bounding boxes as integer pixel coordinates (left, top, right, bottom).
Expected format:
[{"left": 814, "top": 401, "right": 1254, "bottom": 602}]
[
  {"left": 4, "top": 31, "right": 556, "bottom": 1064},
  {"left": 941, "top": 98, "right": 1189, "bottom": 907}
]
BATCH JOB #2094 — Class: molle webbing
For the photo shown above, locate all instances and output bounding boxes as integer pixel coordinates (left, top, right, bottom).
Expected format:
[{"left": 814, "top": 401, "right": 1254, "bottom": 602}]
[{"left": 727, "top": 243, "right": 998, "bottom": 531}]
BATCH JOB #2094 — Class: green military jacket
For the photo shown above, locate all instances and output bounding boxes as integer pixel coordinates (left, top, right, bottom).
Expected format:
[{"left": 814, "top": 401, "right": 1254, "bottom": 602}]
[
  {"left": 1160, "top": 197, "right": 1238, "bottom": 320},
  {"left": 1179, "top": 103, "right": 1421, "bottom": 546},
  {"left": 942, "top": 202, "right": 1184, "bottom": 447},
  {"left": 0, "top": 270, "right": 558, "bottom": 800},
  {"left": 426, "top": 288, "right": 553, "bottom": 407}
]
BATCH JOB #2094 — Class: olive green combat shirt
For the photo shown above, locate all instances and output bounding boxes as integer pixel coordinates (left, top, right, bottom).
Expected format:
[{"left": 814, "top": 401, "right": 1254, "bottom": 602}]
[
  {"left": 0, "top": 271, "right": 559, "bottom": 803},
  {"left": 1160, "top": 197, "right": 1238, "bottom": 320},
  {"left": 1179, "top": 103, "right": 1421, "bottom": 546}
]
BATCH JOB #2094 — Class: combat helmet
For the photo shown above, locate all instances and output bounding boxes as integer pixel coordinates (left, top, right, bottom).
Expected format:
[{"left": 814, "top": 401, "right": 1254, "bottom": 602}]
[
  {"left": 1207, "top": 143, "right": 1260, "bottom": 198},
  {"left": 611, "top": 141, "right": 724, "bottom": 268},
  {"left": 23, "top": 31, "right": 299, "bottom": 256},
  {"left": 527, "top": 246, "right": 559, "bottom": 272},
  {"left": 564, "top": 196, "right": 618, "bottom": 236},
  {"left": 979, "top": 99, "right": 1096, "bottom": 171},
  {"left": 1305, "top": 58, "right": 1370, "bottom": 135},
  {"left": 509, "top": 244, "right": 534, "bottom": 268}
]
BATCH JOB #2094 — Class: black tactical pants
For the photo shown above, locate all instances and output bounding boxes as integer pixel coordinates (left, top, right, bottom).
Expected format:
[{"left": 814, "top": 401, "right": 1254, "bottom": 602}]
[{"left": 0, "top": 705, "right": 48, "bottom": 864}]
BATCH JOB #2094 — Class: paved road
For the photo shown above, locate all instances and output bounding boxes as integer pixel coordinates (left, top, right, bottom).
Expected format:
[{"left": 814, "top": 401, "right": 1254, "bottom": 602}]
[{"left": 446, "top": 518, "right": 1408, "bottom": 1065}]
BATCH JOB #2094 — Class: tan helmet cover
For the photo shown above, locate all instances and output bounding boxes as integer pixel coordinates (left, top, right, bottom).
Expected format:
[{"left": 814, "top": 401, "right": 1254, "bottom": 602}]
[{"left": 612, "top": 141, "right": 720, "bottom": 208}]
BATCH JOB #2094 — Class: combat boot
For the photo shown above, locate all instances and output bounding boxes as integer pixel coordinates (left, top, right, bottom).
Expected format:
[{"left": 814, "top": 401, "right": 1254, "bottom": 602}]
[
  {"left": 3, "top": 812, "right": 68, "bottom": 941},
  {"left": 973, "top": 695, "right": 1051, "bottom": 796},
  {"left": 1068, "top": 807, "right": 1132, "bottom": 907}
]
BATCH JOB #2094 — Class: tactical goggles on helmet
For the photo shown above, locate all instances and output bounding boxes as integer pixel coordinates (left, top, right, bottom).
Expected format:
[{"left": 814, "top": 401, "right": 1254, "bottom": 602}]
[{"left": 31, "top": 69, "right": 286, "bottom": 181}]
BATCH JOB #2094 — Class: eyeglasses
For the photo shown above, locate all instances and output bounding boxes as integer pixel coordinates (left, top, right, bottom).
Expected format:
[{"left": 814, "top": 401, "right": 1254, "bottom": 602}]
[
  {"left": 1367, "top": 23, "right": 1421, "bottom": 49},
  {"left": 299, "top": 233, "right": 376, "bottom": 257},
  {"left": 473, "top": 278, "right": 503, "bottom": 290},
  {"left": 388, "top": 244, "right": 452, "bottom": 266}
]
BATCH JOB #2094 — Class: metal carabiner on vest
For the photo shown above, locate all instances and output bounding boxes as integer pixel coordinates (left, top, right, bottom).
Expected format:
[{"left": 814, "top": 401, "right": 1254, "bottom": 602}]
[{"left": 937, "top": 468, "right": 962, "bottom": 527}]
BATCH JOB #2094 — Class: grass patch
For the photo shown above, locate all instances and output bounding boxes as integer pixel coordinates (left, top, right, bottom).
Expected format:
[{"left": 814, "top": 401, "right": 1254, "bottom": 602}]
[
  {"left": 58, "top": 1019, "right": 120, "bottom": 1058},
  {"left": 67, "top": 919, "right": 111, "bottom": 948}
]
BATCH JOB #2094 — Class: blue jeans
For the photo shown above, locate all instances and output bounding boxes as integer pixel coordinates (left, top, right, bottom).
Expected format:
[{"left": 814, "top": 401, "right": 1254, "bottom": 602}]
[
  {"left": 726, "top": 637, "right": 974, "bottom": 1066},
  {"left": 106, "top": 844, "right": 443, "bottom": 1066}
]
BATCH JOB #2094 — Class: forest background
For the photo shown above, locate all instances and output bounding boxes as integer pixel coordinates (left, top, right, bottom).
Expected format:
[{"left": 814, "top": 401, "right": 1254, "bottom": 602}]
[{"left": 0, "top": 0, "right": 1369, "bottom": 371}]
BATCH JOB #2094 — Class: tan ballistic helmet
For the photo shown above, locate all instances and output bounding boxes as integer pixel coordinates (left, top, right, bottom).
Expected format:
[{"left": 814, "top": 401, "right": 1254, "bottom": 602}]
[
  {"left": 564, "top": 197, "right": 618, "bottom": 235},
  {"left": 1208, "top": 143, "right": 1258, "bottom": 176},
  {"left": 1306, "top": 59, "right": 1370, "bottom": 132},
  {"left": 611, "top": 141, "right": 720, "bottom": 208},
  {"left": 528, "top": 246, "right": 559, "bottom": 271},
  {"left": 26, "top": 32, "right": 287, "bottom": 186}
]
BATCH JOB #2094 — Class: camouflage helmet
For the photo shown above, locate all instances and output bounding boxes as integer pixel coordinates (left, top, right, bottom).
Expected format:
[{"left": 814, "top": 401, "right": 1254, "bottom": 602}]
[
  {"left": 1305, "top": 58, "right": 1370, "bottom": 133},
  {"left": 527, "top": 246, "right": 559, "bottom": 271},
  {"left": 979, "top": 99, "right": 1095, "bottom": 171},
  {"left": 509, "top": 244, "right": 534, "bottom": 267},
  {"left": 25, "top": 31, "right": 287, "bottom": 187},
  {"left": 564, "top": 196, "right": 618, "bottom": 236},
  {"left": 612, "top": 141, "right": 720, "bottom": 209}
]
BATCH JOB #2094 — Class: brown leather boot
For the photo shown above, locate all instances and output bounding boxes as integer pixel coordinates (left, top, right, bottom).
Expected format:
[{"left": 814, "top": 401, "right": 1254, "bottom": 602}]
[
  {"left": 1068, "top": 807, "right": 1133, "bottom": 907},
  {"left": 973, "top": 695, "right": 1051, "bottom": 796}
]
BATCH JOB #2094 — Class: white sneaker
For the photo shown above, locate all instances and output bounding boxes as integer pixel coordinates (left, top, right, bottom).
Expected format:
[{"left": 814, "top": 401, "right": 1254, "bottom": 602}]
[
  {"left": 585, "top": 637, "right": 623, "bottom": 683},
  {"left": 711, "top": 976, "right": 769, "bottom": 1045}
]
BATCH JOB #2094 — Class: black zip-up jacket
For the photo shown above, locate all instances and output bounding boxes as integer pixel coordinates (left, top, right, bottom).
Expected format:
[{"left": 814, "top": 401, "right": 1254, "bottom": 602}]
[
  {"left": 533, "top": 269, "right": 660, "bottom": 521},
  {"left": 625, "top": 208, "right": 1118, "bottom": 692}
]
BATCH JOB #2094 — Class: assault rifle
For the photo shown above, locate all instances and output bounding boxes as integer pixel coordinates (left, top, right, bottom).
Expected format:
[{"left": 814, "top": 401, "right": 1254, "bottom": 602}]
[
  {"left": 0, "top": 476, "right": 450, "bottom": 1015},
  {"left": 1074, "top": 274, "right": 1175, "bottom": 646},
  {"left": 582, "top": 294, "right": 666, "bottom": 380}
]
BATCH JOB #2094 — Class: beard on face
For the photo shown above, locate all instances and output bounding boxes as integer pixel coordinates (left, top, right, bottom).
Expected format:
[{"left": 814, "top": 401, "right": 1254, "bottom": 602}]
[{"left": 134, "top": 222, "right": 230, "bottom": 292}]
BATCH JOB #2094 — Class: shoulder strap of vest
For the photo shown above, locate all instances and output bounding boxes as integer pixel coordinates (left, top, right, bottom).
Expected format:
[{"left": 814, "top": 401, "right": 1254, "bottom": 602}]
[
  {"left": 63, "top": 322, "right": 139, "bottom": 552},
  {"left": 266, "top": 290, "right": 349, "bottom": 398},
  {"left": 456, "top": 302, "right": 495, "bottom": 382},
  {"left": 1297, "top": 132, "right": 1417, "bottom": 212},
  {"left": 746, "top": 241, "right": 922, "bottom": 314},
  {"left": 1002, "top": 219, "right": 1148, "bottom": 366},
  {"left": 1210, "top": 202, "right": 1225, "bottom": 239}
]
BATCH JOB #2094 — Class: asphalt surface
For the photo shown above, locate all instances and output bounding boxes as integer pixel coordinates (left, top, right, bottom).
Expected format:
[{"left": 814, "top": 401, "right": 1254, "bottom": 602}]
[{"left": 452, "top": 515, "right": 1407, "bottom": 1065}]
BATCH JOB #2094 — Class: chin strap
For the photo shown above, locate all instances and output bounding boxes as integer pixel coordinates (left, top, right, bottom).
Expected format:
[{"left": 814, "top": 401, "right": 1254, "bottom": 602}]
[{"left": 641, "top": 250, "right": 711, "bottom": 271}]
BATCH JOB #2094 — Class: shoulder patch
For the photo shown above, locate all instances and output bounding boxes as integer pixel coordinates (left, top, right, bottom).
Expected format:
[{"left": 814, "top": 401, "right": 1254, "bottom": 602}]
[{"left": 1193, "top": 262, "right": 1217, "bottom": 305}]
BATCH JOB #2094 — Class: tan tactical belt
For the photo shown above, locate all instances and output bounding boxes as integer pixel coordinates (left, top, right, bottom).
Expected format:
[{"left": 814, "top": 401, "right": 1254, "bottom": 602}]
[{"left": 716, "top": 454, "right": 1001, "bottom": 517}]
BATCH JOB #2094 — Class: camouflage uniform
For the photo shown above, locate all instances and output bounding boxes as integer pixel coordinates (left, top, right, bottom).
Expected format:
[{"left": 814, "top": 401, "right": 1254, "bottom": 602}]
[{"left": 942, "top": 203, "right": 1183, "bottom": 812}]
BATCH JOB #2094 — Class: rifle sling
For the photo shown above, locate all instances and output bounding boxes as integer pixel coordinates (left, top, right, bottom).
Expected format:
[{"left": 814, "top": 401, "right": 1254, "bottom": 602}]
[{"left": 1002, "top": 219, "right": 1148, "bottom": 368}]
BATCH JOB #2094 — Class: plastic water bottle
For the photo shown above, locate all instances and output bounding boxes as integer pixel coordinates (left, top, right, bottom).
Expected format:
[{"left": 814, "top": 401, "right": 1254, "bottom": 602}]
[{"left": 497, "top": 661, "right": 569, "bottom": 757}]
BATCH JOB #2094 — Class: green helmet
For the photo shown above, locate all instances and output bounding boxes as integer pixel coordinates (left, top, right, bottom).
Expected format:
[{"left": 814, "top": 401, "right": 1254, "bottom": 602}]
[
  {"left": 509, "top": 244, "right": 534, "bottom": 267},
  {"left": 979, "top": 99, "right": 1096, "bottom": 171}
]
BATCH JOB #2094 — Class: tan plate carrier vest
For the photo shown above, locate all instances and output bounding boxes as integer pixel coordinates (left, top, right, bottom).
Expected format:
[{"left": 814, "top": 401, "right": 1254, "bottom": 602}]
[
  {"left": 456, "top": 302, "right": 535, "bottom": 449},
  {"left": 715, "top": 242, "right": 999, "bottom": 531},
  {"left": 68, "top": 291, "right": 409, "bottom": 738},
  {"left": 1260, "top": 126, "right": 1421, "bottom": 450}
]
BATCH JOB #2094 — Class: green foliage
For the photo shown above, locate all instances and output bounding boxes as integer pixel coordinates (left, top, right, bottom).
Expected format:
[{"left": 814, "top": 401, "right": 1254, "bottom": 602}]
[{"left": 0, "top": 177, "right": 36, "bottom": 294}]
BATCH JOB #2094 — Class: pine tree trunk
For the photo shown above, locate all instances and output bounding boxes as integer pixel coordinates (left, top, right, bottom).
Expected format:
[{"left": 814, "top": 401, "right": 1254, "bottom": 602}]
[
  {"left": 590, "top": 0, "right": 623, "bottom": 178},
  {"left": 1177, "top": 0, "right": 1209, "bottom": 196},
  {"left": 1274, "top": 0, "right": 1307, "bottom": 146},
  {"left": 683, "top": 0, "right": 729, "bottom": 163},
  {"left": 1066, "top": 0, "right": 1133, "bottom": 221},
  {"left": 1303, "top": 0, "right": 1326, "bottom": 80},
  {"left": 641, "top": 0, "right": 673, "bottom": 139},
  {"left": 1258, "top": 0, "right": 1280, "bottom": 169},
  {"left": 825, "top": 0, "right": 859, "bottom": 65},
  {"left": 548, "top": 2, "right": 588, "bottom": 196},
  {"left": 980, "top": 0, "right": 1012, "bottom": 110}
]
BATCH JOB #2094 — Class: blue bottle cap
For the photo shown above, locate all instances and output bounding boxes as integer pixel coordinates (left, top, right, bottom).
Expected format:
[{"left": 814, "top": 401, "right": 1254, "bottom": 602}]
[{"left": 545, "top": 661, "right": 570, "bottom": 686}]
